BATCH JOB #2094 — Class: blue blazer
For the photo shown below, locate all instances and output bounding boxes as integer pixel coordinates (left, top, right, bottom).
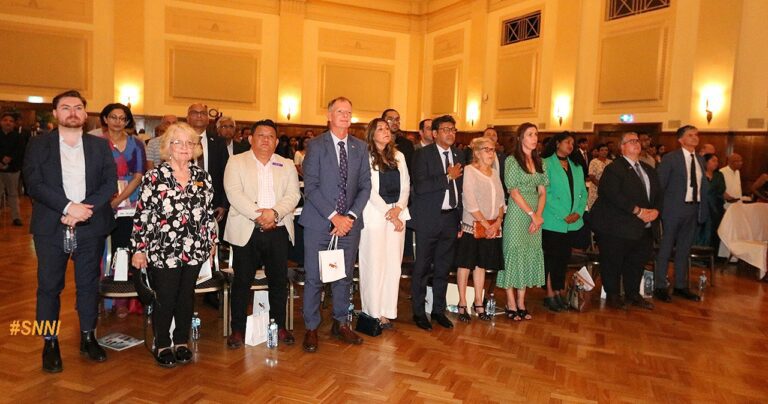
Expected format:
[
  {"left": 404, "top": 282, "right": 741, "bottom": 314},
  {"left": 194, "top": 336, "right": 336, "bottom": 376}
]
[
  {"left": 541, "top": 155, "right": 586, "bottom": 233},
  {"left": 298, "top": 131, "right": 371, "bottom": 233},
  {"left": 23, "top": 130, "right": 117, "bottom": 239},
  {"left": 657, "top": 148, "right": 709, "bottom": 222}
]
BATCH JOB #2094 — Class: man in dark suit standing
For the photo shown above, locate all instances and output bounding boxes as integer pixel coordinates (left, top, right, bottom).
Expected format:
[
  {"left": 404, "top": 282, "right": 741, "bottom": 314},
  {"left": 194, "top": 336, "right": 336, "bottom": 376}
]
[
  {"left": 590, "top": 132, "right": 661, "bottom": 310},
  {"left": 383, "top": 108, "right": 414, "bottom": 168},
  {"left": 24, "top": 90, "right": 117, "bottom": 373},
  {"left": 410, "top": 115, "right": 463, "bottom": 330},
  {"left": 654, "top": 125, "right": 709, "bottom": 302},
  {"left": 299, "top": 97, "right": 371, "bottom": 352}
]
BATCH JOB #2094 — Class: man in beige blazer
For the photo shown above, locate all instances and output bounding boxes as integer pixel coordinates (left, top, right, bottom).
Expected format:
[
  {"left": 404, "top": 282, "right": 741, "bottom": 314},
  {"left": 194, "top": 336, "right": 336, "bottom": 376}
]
[{"left": 223, "top": 119, "right": 301, "bottom": 349}]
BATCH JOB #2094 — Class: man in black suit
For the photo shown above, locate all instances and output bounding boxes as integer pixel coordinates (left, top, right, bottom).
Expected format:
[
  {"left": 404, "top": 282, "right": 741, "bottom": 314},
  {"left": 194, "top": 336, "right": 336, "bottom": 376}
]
[
  {"left": 410, "top": 115, "right": 463, "bottom": 330},
  {"left": 186, "top": 103, "right": 230, "bottom": 308},
  {"left": 24, "top": 90, "right": 118, "bottom": 373},
  {"left": 590, "top": 132, "right": 661, "bottom": 310},
  {"left": 653, "top": 125, "right": 709, "bottom": 302}
]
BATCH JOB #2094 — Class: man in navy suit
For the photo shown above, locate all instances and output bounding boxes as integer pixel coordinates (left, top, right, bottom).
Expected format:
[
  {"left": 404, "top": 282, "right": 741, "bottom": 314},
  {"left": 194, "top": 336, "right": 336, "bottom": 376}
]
[
  {"left": 654, "top": 125, "right": 709, "bottom": 302},
  {"left": 409, "top": 115, "right": 463, "bottom": 330},
  {"left": 24, "top": 90, "right": 118, "bottom": 373},
  {"left": 299, "top": 97, "right": 371, "bottom": 352}
]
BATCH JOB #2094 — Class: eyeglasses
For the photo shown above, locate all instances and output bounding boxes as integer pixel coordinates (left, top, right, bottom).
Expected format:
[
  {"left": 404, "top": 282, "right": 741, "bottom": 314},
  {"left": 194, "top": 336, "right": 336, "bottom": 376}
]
[
  {"left": 188, "top": 110, "right": 208, "bottom": 118},
  {"left": 385, "top": 117, "right": 401, "bottom": 123},
  {"left": 622, "top": 139, "right": 640, "bottom": 145},
  {"left": 170, "top": 140, "right": 199, "bottom": 148},
  {"left": 219, "top": 124, "right": 235, "bottom": 129},
  {"left": 479, "top": 147, "right": 495, "bottom": 153},
  {"left": 438, "top": 127, "right": 457, "bottom": 134},
  {"left": 108, "top": 115, "right": 128, "bottom": 123}
]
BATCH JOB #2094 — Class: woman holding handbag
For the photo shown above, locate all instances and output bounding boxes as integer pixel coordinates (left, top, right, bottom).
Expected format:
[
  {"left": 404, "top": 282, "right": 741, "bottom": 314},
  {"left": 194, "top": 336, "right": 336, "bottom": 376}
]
[
  {"left": 454, "top": 136, "right": 505, "bottom": 322},
  {"left": 358, "top": 118, "right": 410, "bottom": 330},
  {"left": 130, "top": 123, "right": 217, "bottom": 368}
]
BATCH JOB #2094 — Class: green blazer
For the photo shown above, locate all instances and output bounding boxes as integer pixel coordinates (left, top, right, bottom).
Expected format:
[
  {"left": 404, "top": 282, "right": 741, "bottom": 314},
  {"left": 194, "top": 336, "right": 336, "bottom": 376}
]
[{"left": 542, "top": 155, "right": 587, "bottom": 233}]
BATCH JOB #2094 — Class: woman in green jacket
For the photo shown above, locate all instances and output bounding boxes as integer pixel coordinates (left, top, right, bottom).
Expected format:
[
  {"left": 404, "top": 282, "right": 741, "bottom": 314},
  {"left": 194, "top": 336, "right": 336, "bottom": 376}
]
[{"left": 541, "top": 133, "right": 587, "bottom": 312}]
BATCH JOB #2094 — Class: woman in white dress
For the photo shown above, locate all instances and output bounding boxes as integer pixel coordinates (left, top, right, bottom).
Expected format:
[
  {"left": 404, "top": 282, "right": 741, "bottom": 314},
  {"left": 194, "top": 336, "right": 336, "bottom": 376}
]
[{"left": 358, "top": 118, "right": 410, "bottom": 329}]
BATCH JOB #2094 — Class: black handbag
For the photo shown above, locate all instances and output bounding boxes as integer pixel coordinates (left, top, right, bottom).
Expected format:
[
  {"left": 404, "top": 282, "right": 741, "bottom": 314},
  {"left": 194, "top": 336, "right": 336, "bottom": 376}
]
[
  {"left": 354, "top": 312, "right": 382, "bottom": 337},
  {"left": 132, "top": 267, "right": 156, "bottom": 306}
]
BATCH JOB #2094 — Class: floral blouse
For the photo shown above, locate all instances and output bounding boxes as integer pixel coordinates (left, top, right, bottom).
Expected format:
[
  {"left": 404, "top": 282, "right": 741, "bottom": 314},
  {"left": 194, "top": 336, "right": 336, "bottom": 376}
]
[{"left": 130, "top": 162, "right": 218, "bottom": 269}]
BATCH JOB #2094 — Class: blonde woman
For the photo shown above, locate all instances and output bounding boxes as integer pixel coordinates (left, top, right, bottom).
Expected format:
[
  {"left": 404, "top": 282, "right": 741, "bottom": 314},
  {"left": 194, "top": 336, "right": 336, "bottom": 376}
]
[
  {"left": 130, "top": 123, "right": 217, "bottom": 368},
  {"left": 358, "top": 118, "right": 410, "bottom": 329},
  {"left": 454, "top": 137, "right": 505, "bottom": 322}
]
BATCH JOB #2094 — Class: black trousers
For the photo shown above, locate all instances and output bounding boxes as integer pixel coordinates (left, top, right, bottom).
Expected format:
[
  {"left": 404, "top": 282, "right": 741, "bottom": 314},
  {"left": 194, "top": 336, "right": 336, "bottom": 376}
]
[
  {"left": 35, "top": 233, "right": 105, "bottom": 336},
  {"left": 412, "top": 210, "right": 459, "bottom": 316},
  {"left": 231, "top": 227, "right": 289, "bottom": 332},
  {"left": 150, "top": 264, "right": 201, "bottom": 348},
  {"left": 597, "top": 229, "right": 652, "bottom": 299},
  {"left": 542, "top": 229, "right": 574, "bottom": 291}
]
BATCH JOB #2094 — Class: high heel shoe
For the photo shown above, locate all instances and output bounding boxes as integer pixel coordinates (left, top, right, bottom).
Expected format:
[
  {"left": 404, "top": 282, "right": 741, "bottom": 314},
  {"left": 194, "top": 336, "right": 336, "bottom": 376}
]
[
  {"left": 457, "top": 305, "right": 471, "bottom": 323},
  {"left": 504, "top": 306, "right": 522, "bottom": 321},
  {"left": 473, "top": 305, "right": 491, "bottom": 321}
]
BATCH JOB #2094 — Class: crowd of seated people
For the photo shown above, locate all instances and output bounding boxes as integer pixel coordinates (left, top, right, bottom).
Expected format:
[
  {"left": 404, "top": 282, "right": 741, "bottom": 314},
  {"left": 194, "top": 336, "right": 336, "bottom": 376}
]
[{"left": 21, "top": 89, "right": 763, "bottom": 373}]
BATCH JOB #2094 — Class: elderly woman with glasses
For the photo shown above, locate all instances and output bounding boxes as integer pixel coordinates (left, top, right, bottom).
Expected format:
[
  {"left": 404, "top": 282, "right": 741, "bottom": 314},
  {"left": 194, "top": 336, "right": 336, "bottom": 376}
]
[
  {"left": 130, "top": 123, "right": 217, "bottom": 368},
  {"left": 454, "top": 136, "right": 505, "bottom": 322}
]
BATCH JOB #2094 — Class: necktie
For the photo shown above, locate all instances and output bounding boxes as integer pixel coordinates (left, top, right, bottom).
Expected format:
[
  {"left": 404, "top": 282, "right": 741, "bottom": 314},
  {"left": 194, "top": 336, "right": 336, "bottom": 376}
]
[
  {"left": 336, "top": 141, "right": 348, "bottom": 214},
  {"left": 197, "top": 136, "right": 205, "bottom": 170},
  {"left": 634, "top": 162, "right": 649, "bottom": 200},
  {"left": 690, "top": 153, "right": 698, "bottom": 203},
  {"left": 444, "top": 151, "right": 456, "bottom": 208}
]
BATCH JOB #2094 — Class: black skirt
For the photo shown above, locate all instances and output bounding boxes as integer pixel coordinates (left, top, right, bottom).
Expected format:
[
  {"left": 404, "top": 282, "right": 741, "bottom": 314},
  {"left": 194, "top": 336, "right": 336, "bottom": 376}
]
[{"left": 454, "top": 231, "right": 504, "bottom": 271}]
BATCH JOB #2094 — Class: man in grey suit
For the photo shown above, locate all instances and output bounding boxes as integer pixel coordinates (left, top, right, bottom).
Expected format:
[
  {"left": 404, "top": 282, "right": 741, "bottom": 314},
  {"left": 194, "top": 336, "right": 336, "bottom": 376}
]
[
  {"left": 653, "top": 125, "right": 709, "bottom": 302},
  {"left": 299, "top": 97, "right": 371, "bottom": 352}
]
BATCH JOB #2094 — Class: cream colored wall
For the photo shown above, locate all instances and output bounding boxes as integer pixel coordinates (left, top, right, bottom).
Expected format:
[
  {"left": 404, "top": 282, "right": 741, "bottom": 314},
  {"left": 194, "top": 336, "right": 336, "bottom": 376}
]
[{"left": 0, "top": 0, "right": 766, "bottom": 132}]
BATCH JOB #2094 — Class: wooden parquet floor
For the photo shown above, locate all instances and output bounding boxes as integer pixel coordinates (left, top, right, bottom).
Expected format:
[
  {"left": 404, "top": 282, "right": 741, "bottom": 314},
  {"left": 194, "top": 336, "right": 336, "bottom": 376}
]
[{"left": 1, "top": 198, "right": 767, "bottom": 403}]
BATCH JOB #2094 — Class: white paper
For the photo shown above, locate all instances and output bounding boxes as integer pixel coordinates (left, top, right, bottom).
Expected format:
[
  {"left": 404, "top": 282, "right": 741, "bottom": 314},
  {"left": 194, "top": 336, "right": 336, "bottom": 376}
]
[
  {"left": 575, "top": 266, "right": 595, "bottom": 291},
  {"left": 196, "top": 259, "right": 212, "bottom": 285},
  {"left": 245, "top": 312, "right": 269, "bottom": 346},
  {"left": 252, "top": 290, "right": 270, "bottom": 315},
  {"left": 113, "top": 249, "right": 129, "bottom": 281}
]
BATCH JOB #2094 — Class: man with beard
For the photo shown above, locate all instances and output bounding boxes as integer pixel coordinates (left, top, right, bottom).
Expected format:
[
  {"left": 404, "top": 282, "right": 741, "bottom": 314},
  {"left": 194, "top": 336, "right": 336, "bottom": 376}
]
[
  {"left": 24, "top": 90, "right": 117, "bottom": 373},
  {"left": 382, "top": 109, "right": 414, "bottom": 168}
]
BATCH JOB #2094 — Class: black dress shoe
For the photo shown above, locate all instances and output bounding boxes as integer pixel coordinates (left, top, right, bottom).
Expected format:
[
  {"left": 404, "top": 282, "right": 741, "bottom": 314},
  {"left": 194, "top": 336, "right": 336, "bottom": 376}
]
[
  {"left": 605, "top": 294, "right": 627, "bottom": 310},
  {"left": 544, "top": 296, "right": 562, "bottom": 312},
  {"left": 653, "top": 288, "right": 672, "bottom": 303},
  {"left": 627, "top": 295, "right": 655, "bottom": 310},
  {"left": 42, "top": 339, "right": 63, "bottom": 373},
  {"left": 673, "top": 288, "right": 702, "bottom": 302},
  {"left": 80, "top": 331, "right": 107, "bottom": 362},
  {"left": 174, "top": 345, "right": 193, "bottom": 364},
  {"left": 155, "top": 348, "right": 176, "bottom": 368},
  {"left": 431, "top": 313, "right": 454, "bottom": 329},
  {"left": 413, "top": 315, "right": 432, "bottom": 330}
]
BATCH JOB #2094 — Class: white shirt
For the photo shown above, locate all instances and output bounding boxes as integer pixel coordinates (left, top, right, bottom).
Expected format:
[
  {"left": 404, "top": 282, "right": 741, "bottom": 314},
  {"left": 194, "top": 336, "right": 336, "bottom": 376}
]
[
  {"left": 226, "top": 141, "right": 234, "bottom": 157},
  {"left": 436, "top": 144, "right": 459, "bottom": 210},
  {"left": 197, "top": 130, "right": 209, "bottom": 172},
  {"left": 720, "top": 165, "right": 742, "bottom": 209},
  {"left": 251, "top": 153, "right": 284, "bottom": 226},
  {"left": 60, "top": 135, "right": 86, "bottom": 209},
  {"left": 683, "top": 150, "right": 703, "bottom": 203}
]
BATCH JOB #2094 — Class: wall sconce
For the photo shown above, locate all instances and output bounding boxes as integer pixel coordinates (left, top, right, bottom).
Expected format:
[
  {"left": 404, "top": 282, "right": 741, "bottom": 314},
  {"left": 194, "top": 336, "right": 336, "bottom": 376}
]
[
  {"left": 281, "top": 96, "right": 299, "bottom": 121},
  {"left": 351, "top": 116, "right": 359, "bottom": 124},
  {"left": 553, "top": 95, "right": 570, "bottom": 127},
  {"left": 700, "top": 84, "right": 723, "bottom": 126},
  {"left": 118, "top": 84, "right": 139, "bottom": 109},
  {"left": 466, "top": 101, "right": 480, "bottom": 127}
]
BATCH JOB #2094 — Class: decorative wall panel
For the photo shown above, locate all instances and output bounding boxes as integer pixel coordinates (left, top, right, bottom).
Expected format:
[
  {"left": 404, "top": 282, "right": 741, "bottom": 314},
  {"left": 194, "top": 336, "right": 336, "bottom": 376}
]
[
  {"left": 431, "top": 63, "right": 460, "bottom": 115},
  {"left": 165, "top": 7, "right": 263, "bottom": 44},
  {"left": 318, "top": 29, "right": 396, "bottom": 60},
  {"left": 433, "top": 29, "right": 463, "bottom": 60},
  {"left": 496, "top": 51, "right": 538, "bottom": 112},
  {"left": 598, "top": 27, "right": 667, "bottom": 104},
  {"left": 319, "top": 61, "right": 393, "bottom": 114}
]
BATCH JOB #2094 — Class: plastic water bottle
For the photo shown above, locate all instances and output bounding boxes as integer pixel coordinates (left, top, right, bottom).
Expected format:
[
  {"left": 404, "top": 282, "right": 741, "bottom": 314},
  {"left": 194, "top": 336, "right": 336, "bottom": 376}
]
[
  {"left": 347, "top": 284, "right": 355, "bottom": 324},
  {"left": 267, "top": 319, "right": 278, "bottom": 349},
  {"left": 63, "top": 226, "right": 77, "bottom": 253},
  {"left": 486, "top": 292, "right": 496, "bottom": 317},
  {"left": 191, "top": 312, "right": 200, "bottom": 341},
  {"left": 698, "top": 271, "right": 707, "bottom": 298}
]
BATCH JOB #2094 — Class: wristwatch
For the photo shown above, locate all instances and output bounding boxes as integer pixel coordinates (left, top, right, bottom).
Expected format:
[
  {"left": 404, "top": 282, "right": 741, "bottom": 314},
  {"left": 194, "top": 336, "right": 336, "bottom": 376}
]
[
  {"left": 271, "top": 209, "right": 279, "bottom": 223},
  {"left": 527, "top": 211, "right": 534, "bottom": 216}
]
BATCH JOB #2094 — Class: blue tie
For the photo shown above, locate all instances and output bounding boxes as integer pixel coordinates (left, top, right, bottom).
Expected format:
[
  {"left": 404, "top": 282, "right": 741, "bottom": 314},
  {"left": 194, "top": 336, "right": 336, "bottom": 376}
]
[{"left": 336, "top": 141, "right": 348, "bottom": 214}]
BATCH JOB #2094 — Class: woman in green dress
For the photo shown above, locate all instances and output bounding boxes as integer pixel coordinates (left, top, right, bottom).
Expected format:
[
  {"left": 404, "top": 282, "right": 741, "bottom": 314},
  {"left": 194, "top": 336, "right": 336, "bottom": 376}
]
[{"left": 498, "top": 122, "right": 548, "bottom": 321}]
